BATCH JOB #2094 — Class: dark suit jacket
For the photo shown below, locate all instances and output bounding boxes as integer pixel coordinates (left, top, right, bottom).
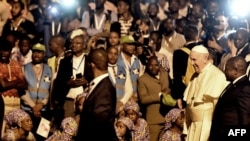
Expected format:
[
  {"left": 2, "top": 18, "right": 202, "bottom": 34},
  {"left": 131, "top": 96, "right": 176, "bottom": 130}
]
[
  {"left": 172, "top": 42, "right": 198, "bottom": 100},
  {"left": 238, "top": 44, "right": 250, "bottom": 59},
  {"left": 2, "top": 19, "right": 36, "bottom": 37},
  {"left": 76, "top": 76, "right": 117, "bottom": 141},
  {"left": 52, "top": 55, "right": 92, "bottom": 107},
  {"left": 210, "top": 76, "right": 250, "bottom": 141}
]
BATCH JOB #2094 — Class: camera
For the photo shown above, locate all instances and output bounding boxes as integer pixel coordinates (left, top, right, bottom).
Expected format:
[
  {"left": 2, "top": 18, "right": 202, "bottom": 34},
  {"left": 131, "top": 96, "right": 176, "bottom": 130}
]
[{"left": 202, "top": 14, "right": 220, "bottom": 40}]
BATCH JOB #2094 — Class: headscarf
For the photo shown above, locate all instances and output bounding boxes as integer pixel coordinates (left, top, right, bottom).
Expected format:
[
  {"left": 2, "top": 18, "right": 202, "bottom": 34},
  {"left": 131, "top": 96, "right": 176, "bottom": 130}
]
[
  {"left": 46, "top": 117, "right": 78, "bottom": 141},
  {"left": 61, "top": 117, "right": 78, "bottom": 136},
  {"left": 124, "top": 100, "right": 142, "bottom": 117},
  {"left": 117, "top": 117, "right": 134, "bottom": 131},
  {"left": 164, "top": 108, "right": 184, "bottom": 130},
  {"left": 5, "top": 109, "right": 29, "bottom": 128}
]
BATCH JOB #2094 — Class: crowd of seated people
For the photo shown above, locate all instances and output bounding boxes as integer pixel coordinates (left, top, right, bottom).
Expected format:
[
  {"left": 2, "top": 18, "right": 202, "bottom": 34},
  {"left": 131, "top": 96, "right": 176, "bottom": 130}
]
[{"left": 0, "top": 0, "right": 249, "bottom": 141}]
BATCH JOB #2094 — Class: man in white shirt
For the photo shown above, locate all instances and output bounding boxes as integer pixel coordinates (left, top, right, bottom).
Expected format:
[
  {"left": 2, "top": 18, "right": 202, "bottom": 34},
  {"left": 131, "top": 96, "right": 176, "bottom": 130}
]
[
  {"left": 81, "top": 0, "right": 117, "bottom": 36},
  {"left": 52, "top": 34, "right": 90, "bottom": 127}
]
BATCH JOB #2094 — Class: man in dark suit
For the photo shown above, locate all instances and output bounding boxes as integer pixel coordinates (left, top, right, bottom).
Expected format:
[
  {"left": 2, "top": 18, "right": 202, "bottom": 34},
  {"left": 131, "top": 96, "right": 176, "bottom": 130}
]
[
  {"left": 52, "top": 34, "right": 91, "bottom": 127},
  {"left": 210, "top": 56, "right": 250, "bottom": 141},
  {"left": 234, "top": 28, "right": 250, "bottom": 59},
  {"left": 76, "top": 48, "right": 117, "bottom": 141},
  {"left": 172, "top": 24, "right": 199, "bottom": 109}
]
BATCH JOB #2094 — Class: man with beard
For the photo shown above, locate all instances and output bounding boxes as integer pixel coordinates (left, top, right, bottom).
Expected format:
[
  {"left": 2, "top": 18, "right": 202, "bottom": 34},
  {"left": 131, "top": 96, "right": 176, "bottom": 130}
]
[
  {"left": 148, "top": 3, "right": 161, "bottom": 32},
  {"left": 138, "top": 56, "right": 171, "bottom": 141},
  {"left": 117, "top": 35, "right": 144, "bottom": 102},
  {"left": 159, "top": 16, "right": 185, "bottom": 81},
  {"left": 21, "top": 43, "right": 52, "bottom": 140},
  {"left": 2, "top": 0, "right": 36, "bottom": 39},
  {"left": 167, "top": 0, "right": 183, "bottom": 19},
  {"left": 81, "top": 0, "right": 117, "bottom": 36}
]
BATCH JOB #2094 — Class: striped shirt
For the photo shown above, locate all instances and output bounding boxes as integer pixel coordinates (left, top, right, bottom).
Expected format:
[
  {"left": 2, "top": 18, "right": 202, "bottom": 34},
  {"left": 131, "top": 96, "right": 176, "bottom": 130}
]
[{"left": 118, "top": 16, "right": 133, "bottom": 37}]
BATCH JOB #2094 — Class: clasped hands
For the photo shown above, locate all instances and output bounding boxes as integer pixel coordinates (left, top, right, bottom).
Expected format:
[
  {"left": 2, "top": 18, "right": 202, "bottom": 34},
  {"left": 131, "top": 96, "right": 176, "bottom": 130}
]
[{"left": 32, "top": 102, "right": 44, "bottom": 118}]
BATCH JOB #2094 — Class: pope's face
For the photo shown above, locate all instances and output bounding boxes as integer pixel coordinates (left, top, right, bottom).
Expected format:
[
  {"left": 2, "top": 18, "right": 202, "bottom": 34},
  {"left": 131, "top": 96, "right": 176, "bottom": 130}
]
[{"left": 190, "top": 51, "right": 208, "bottom": 73}]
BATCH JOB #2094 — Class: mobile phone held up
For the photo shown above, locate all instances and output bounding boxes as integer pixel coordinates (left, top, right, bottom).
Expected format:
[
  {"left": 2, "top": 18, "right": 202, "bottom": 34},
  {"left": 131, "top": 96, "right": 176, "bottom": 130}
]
[{"left": 76, "top": 73, "right": 83, "bottom": 79}]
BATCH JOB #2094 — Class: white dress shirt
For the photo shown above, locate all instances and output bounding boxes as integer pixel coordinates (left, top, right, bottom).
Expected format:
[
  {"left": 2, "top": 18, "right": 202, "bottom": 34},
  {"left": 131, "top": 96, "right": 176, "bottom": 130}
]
[
  {"left": 66, "top": 53, "right": 86, "bottom": 99},
  {"left": 86, "top": 73, "right": 109, "bottom": 98}
]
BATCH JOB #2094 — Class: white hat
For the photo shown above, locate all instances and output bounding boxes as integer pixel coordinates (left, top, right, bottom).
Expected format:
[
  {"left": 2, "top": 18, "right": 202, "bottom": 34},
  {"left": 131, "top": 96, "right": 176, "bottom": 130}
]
[
  {"left": 70, "top": 29, "right": 84, "bottom": 39},
  {"left": 191, "top": 45, "right": 209, "bottom": 54}
]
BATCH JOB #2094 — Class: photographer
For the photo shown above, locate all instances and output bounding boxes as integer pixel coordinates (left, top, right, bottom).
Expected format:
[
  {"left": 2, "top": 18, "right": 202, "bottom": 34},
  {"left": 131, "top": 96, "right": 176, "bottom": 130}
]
[{"left": 206, "top": 14, "right": 230, "bottom": 65}]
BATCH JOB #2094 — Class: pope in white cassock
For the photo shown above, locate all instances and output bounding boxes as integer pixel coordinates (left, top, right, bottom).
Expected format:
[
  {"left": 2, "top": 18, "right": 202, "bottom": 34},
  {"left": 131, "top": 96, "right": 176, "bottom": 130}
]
[{"left": 183, "top": 45, "right": 229, "bottom": 141}]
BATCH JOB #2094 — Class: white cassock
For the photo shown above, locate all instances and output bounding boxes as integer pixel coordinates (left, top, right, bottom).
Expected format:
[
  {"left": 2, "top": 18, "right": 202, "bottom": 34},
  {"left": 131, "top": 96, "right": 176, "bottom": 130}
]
[{"left": 183, "top": 63, "right": 229, "bottom": 141}]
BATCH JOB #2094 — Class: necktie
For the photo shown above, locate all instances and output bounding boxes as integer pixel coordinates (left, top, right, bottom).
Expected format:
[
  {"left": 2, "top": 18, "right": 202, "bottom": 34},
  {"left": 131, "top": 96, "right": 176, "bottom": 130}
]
[
  {"left": 85, "top": 82, "right": 95, "bottom": 98},
  {"left": 112, "top": 66, "right": 117, "bottom": 78}
]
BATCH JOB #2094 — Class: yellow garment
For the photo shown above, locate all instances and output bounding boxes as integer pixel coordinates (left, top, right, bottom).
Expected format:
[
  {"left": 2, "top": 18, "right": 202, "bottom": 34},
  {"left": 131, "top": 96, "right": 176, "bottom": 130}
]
[
  {"left": 47, "top": 56, "right": 56, "bottom": 73},
  {"left": 180, "top": 47, "right": 195, "bottom": 86},
  {"left": 183, "top": 63, "right": 229, "bottom": 141}
]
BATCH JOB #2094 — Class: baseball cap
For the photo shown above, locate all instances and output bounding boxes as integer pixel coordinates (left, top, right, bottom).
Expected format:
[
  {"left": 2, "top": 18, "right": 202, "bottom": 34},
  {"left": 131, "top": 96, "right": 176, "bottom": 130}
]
[
  {"left": 120, "top": 35, "right": 137, "bottom": 44},
  {"left": 32, "top": 43, "right": 46, "bottom": 52}
]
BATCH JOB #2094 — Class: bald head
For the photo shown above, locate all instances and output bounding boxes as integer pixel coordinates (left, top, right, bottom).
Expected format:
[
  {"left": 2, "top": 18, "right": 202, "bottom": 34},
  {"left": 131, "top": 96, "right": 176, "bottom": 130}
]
[
  {"left": 226, "top": 56, "right": 248, "bottom": 74},
  {"left": 50, "top": 35, "right": 65, "bottom": 47},
  {"left": 89, "top": 48, "right": 108, "bottom": 71}
]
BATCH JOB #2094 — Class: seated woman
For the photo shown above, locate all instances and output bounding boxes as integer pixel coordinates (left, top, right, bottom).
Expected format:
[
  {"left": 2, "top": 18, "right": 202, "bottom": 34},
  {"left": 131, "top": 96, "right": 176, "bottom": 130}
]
[
  {"left": 2, "top": 109, "right": 35, "bottom": 141},
  {"left": 124, "top": 100, "right": 150, "bottom": 141},
  {"left": 160, "top": 108, "right": 185, "bottom": 141},
  {"left": 46, "top": 117, "right": 78, "bottom": 141}
]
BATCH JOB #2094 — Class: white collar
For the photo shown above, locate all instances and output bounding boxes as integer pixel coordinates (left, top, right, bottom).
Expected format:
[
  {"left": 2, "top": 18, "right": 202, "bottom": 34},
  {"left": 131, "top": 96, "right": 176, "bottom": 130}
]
[
  {"left": 73, "top": 52, "right": 86, "bottom": 59},
  {"left": 108, "top": 63, "right": 117, "bottom": 67},
  {"left": 90, "top": 73, "right": 109, "bottom": 86},
  {"left": 217, "top": 33, "right": 225, "bottom": 40},
  {"left": 233, "top": 75, "right": 246, "bottom": 84}
]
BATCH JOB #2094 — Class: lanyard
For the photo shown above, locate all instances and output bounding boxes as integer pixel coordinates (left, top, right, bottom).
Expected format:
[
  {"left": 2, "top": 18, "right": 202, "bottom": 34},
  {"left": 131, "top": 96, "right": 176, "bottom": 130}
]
[
  {"left": 11, "top": 18, "right": 23, "bottom": 31},
  {"left": 72, "top": 55, "right": 85, "bottom": 73},
  {"left": 94, "top": 14, "right": 106, "bottom": 30},
  {"left": 51, "top": 21, "right": 61, "bottom": 36},
  {"left": 149, "top": 18, "right": 160, "bottom": 31}
]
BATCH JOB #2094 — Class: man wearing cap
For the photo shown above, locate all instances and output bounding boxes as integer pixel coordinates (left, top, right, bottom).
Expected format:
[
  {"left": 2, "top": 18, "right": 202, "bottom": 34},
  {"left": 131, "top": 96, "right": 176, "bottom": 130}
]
[
  {"left": 183, "top": 45, "right": 228, "bottom": 141},
  {"left": 52, "top": 34, "right": 91, "bottom": 127},
  {"left": 0, "top": 37, "right": 27, "bottom": 135},
  {"left": 116, "top": 35, "right": 144, "bottom": 106},
  {"left": 21, "top": 43, "right": 52, "bottom": 140}
]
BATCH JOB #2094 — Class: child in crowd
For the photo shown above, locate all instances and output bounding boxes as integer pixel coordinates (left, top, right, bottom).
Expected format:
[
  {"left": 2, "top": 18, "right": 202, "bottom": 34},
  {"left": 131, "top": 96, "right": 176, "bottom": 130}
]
[
  {"left": 19, "top": 35, "right": 32, "bottom": 66},
  {"left": 115, "top": 117, "right": 134, "bottom": 141},
  {"left": 124, "top": 100, "right": 150, "bottom": 141},
  {"left": 160, "top": 108, "right": 185, "bottom": 141},
  {"left": 46, "top": 117, "right": 78, "bottom": 141},
  {"left": 74, "top": 93, "right": 86, "bottom": 124}
]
